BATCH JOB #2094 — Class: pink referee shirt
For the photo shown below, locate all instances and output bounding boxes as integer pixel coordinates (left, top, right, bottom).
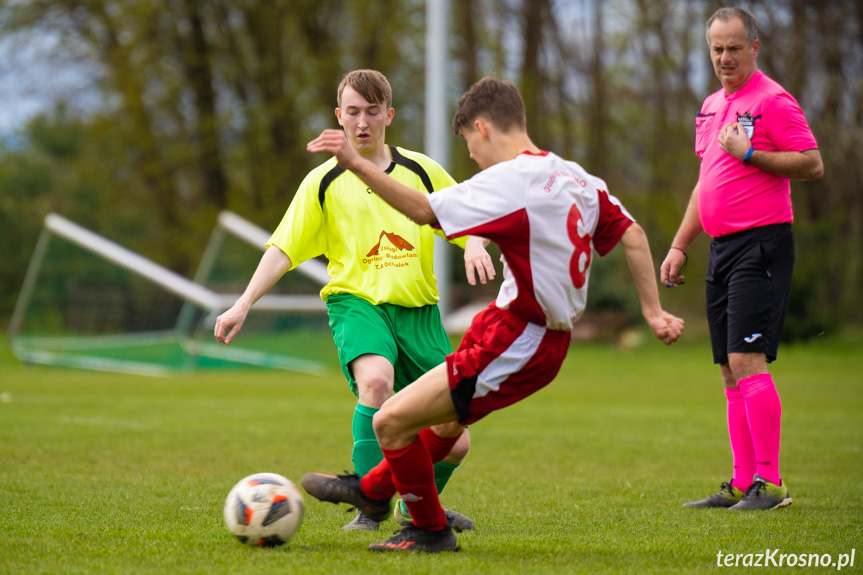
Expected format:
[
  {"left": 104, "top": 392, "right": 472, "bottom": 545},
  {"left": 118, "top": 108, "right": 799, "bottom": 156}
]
[{"left": 695, "top": 70, "right": 818, "bottom": 238}]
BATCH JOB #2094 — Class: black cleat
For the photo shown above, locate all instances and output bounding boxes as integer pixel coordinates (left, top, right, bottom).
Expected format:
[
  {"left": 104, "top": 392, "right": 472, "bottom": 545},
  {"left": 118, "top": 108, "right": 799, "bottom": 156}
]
[
  {"left": 367, "top": 524, "right": 459, "bottom": 553},
  {"left": 301, "top": 472, "right": 391, "bottom": 521},
  {"left": 343, "top": 510, "right": 381, "bottom": 531},
  {"left": 729, "top": 475, "right": 792, "bottom": 510},
  {"left": 682, "top": 480, "right": 744, "bottom": 508},
  {"left": 393, "top": 498, "right": 475, "bottom": 532}
]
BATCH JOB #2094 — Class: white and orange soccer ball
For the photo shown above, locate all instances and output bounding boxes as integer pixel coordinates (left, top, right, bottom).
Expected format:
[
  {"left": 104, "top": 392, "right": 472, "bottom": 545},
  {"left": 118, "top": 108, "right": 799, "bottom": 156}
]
[{"left": 223, "top": 472, "right": 304, "bottom": 547}]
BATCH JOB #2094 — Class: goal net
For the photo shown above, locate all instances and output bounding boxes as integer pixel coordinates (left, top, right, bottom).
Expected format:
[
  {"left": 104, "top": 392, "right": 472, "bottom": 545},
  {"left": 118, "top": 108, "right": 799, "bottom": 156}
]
[
  {"left": 8, "top": 212, "right": 333, "bottom": 376},
  {"left": 180, "top": 211, "right": 333, "bottom": 373}
]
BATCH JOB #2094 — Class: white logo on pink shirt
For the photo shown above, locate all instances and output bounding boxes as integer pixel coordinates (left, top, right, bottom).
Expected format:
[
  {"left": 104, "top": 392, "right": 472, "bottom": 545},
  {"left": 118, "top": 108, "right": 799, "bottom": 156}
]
[{"left": 737, "top": 112, "right": 755, "bottom": 139}]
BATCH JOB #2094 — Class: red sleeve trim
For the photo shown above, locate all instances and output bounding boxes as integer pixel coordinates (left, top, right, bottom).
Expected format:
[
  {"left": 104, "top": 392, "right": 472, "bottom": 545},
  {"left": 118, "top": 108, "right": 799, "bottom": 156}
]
[{"left": 592, "top": 190, "right": 634, "bottom": 256}]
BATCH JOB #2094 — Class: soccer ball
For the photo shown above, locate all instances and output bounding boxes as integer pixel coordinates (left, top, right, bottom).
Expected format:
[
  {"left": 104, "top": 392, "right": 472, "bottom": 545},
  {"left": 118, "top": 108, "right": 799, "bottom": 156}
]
[{"left": 223, "top": 472, "right": 304, "bottom": 547}]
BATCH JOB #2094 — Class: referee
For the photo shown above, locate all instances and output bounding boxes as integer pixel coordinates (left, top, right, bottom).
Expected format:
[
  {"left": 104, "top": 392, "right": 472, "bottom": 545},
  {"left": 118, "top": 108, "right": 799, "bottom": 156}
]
[{"left": 661, "top": 7, "right": 823, "bottom": 511}]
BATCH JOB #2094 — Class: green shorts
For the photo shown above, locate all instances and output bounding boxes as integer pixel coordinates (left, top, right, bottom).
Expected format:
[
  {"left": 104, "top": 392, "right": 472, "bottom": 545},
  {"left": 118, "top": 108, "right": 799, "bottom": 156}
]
[{"left": 326, "top": 293, "right": 452, "bottom": 396}]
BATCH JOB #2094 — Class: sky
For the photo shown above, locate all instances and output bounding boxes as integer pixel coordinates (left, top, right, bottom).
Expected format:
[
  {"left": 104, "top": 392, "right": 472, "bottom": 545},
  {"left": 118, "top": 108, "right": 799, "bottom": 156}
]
[{"left": 0, "top": 30, "right": 100, "bottom": 136}]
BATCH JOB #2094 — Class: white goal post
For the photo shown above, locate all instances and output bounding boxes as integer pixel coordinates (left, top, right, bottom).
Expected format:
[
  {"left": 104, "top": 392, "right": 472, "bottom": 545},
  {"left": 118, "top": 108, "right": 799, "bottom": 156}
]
[
  {"left": 9, "top": 210, "right": 475, "bottom": 376},
  {"left": 8, "top": 213, "right": 329, "bottom": 375},
  {"left": 204, "top": 211, "right": 329, "bottom": 285},
  {"left": 23, "top": 213, "right": 326, "bottom": 313}
]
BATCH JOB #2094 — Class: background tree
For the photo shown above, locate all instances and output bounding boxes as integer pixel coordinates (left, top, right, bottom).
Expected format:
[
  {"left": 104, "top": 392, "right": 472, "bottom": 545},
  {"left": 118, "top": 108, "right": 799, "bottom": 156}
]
[{"left": 1, "top": 0, "right": 860, "bottom": 341}]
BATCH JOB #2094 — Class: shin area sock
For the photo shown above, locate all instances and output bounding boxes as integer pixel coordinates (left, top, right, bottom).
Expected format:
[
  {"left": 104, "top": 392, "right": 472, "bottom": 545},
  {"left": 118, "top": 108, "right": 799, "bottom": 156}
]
[
  {"left": 726, "top": 387, "right": 756, "bottom": 490},
  {"left": 360, "top": 428, "right": 462, "bottom": 510},
  {"left": 351, "top": 403, "right": 382, "bottom": 477},
  {"left": 381, "top": 438, "right": 447, "bottom": 531},
  {"left": 737, "top": 373, "right": 783, "bottom": 485},
  {"left": 418, "top": 428, "right": 463, "bottom": 495},
  {"left": 433, "top": 461, "right": 460, "bottom": 494}
]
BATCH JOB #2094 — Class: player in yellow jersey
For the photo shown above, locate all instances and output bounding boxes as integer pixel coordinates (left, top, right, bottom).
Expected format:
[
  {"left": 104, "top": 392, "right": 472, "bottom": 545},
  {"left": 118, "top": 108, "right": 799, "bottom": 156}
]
[{"left": 214, "top": 70, "right": 494, "bottom": 531}]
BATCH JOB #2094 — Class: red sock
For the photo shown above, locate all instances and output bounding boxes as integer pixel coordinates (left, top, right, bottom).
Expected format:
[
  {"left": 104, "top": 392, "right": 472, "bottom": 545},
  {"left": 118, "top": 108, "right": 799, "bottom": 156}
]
[
  {"left": 360, "top": 459, "right": 397, "bottom": 501},
  {"left": 359, "top": 428, "right": 462, "bottom": 501},
  {"left": 726, "top": 387, "right": 756, "bottom": 490},
  {"left": 738, "top": 373, "right": 782, "bottom": 485},
  {"left": 382, "top": 438, "right": 447, "bottom": 531},
  {"left": 418, "top": 427, "right": 461, "bottom": 463}
]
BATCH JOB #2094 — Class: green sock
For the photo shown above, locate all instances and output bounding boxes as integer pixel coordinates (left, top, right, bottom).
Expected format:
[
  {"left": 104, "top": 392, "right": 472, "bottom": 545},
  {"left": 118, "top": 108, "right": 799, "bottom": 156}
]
[
  {"left": 433, "top": 460, "right": 460, "bottom": 495},
  {"left": 351, "top": 403, "right": 382, "bottom": 476}
]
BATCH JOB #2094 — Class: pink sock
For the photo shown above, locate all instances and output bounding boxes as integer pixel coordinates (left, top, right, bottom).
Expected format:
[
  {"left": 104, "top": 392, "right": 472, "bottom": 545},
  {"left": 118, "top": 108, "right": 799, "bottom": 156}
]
[
  {"left": 726, "top": 387, "right": 756, "bottom": 490},
  {"left": 381, "top": 439, "right": 447, "bottom": 531},
  {"left": 737, "top": 373, "right": 782, "bottom": 485}
]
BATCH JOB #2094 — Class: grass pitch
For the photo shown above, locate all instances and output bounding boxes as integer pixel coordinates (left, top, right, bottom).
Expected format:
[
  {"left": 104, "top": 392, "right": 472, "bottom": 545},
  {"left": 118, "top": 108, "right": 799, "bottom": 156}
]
[{"left": 0, "top": 332, "right": 860, "bottom": 574}]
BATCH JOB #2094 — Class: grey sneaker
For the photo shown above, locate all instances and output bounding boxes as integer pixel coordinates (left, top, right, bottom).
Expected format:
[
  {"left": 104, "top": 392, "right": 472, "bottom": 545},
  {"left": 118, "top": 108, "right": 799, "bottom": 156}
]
[
  {"left": 444, "top": 509, "right": 476, "bottom": 532},
  {"left": 343, "top": 510, "right": 380, "bottom": 531},
  {"left": 729, "top": 475, "right": 792, "bottom": 510},
  {"left": 682, "top": 480, "right": 745, "bottom": 508},
  {"left": 301, "top": 472, "right": 391, "bottom": 521},
  {"left": 368, "top": 524, "right": 459, "bottom": 553},
  {"left": 393, "top": 498, "right": 475, "bottom": 532}
]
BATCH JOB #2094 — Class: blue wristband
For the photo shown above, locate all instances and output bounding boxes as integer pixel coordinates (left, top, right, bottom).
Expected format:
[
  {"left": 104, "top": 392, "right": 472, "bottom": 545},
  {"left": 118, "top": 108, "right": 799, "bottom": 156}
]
[{"left": 743, "top": 147, "right": 755, "bottom": 163}]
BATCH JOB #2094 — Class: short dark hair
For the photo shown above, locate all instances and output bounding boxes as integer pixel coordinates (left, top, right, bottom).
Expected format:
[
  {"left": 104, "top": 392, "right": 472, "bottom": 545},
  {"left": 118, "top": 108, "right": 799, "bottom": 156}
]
[
  {"left": 706, "top": 7, "right": 758, "bottom": 45},
  {"left": 452, "top": 77, "right": 527, "bottom": 136},
  {"left": 337, "top": 69, "right": 393, "bottom": 109}
]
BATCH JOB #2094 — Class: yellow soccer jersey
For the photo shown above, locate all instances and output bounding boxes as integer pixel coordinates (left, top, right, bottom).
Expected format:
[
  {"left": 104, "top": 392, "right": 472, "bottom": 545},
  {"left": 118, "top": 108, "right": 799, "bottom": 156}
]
[{"left": 267, "top": 146, "right": 466, "bottom": 307}]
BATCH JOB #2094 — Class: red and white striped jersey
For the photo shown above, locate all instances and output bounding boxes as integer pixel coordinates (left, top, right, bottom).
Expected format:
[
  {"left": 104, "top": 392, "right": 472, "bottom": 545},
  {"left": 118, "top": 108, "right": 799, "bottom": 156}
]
[{"left": 428, "top": 151, "right": 634, "bottom": 331}]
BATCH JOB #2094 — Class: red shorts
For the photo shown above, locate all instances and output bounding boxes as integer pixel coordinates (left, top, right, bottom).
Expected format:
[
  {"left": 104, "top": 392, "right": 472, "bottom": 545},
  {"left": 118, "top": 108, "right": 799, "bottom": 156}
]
[{"left": 446, "top": 303, "right": 570, "bottom": 425}]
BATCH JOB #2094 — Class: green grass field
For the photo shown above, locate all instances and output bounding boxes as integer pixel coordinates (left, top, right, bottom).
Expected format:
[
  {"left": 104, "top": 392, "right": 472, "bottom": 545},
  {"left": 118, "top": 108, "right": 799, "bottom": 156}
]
[{"left": 1, "top": 331, "right": 861, "bottom": 574}]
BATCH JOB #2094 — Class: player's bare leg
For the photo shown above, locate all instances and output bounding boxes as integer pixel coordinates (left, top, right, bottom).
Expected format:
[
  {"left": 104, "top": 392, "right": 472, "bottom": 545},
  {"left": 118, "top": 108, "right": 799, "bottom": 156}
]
[
  {"left": 348, "top": 355, "right": 472, "bottom": 530},
  {"left": 357, "top": 365, "right": 462, "bottom": 552},
  {"left": 374, "top": 363, "right": 462, "bottom": 450},
  {"left": 302, "top": 366, "right": 462, "bottom": 551}
]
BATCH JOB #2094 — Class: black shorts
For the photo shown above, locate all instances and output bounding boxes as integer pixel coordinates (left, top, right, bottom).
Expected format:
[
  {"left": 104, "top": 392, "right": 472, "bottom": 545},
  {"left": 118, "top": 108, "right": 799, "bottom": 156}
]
[{"left": 705, "top": 223, "right": 795, "bottom": 365}]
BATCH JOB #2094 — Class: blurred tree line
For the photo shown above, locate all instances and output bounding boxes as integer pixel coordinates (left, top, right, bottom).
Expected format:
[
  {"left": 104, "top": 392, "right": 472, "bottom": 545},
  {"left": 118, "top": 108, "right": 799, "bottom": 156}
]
[{"left": 0, "top": 0, "right": 860, "bottom": 340}]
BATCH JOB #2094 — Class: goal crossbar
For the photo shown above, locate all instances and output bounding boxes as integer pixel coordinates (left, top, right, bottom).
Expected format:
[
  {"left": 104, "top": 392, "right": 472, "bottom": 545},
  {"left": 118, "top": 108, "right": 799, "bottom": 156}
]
[
  {"left": 216, "top": 211, "right": 329, "bottom": 285},
  {"left": 9, "top": 213, "right": 329, "bottom": 376},
  {"left": 40, "top": 214, "right": 326, "bottom": 314},
  {"left": 44, "top": 213, "right": 221, "bottom": 310}
]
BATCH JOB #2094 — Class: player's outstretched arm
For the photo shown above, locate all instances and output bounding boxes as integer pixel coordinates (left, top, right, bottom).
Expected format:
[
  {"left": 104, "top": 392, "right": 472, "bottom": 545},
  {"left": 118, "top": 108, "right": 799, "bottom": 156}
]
[
  {"left": 464, "top": 236, "right": 495, "bottom": 286},
  {"left": 214, "top": 246, "right": 293, "bottom": 345},
  {"left": 307, "top": 129, "right": 437, "bottom": 224},
  {"left": 620, "top": 224, "right": 684, "bottom": 345}
]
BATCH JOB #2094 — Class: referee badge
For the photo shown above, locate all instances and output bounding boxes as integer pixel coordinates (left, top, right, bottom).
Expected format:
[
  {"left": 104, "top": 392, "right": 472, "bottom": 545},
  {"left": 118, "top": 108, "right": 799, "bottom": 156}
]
[{"left": 737, "top": 112, "right": 755, "bottom": 139}]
